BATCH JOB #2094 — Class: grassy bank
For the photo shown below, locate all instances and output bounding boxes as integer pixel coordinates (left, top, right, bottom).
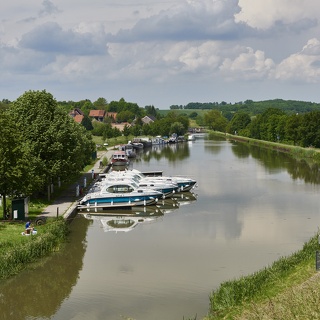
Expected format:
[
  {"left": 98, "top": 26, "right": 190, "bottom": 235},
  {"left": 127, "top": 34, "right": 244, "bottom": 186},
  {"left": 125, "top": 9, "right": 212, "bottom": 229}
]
[
  {"left": 203, "top": 131, "right": 320, "bottom": 319},
  {"left": 0, "top": 218, "right": 69, "bottom": 279},
  {"left": 209, "top": 131, "right": 320, "bottom": 165},
  {"left": 204, "top": 233, "right": 319, "bottom": 319}
]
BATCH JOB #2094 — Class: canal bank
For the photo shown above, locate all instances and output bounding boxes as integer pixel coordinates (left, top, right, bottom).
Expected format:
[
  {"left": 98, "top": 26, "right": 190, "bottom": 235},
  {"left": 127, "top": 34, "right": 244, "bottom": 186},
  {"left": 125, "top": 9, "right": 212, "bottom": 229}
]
[{"left": 41, "top": 148, "right": 115, "bottom": 221}]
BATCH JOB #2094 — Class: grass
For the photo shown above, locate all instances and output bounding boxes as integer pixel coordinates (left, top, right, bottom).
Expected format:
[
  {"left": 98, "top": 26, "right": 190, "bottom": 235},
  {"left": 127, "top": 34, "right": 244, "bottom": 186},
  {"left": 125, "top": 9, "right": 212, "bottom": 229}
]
[
  {"left": 0, "top": 217, "right": 69, "bottom": 279},
  {"left": 92, "top": 135, "right": 134, "bottom": 150},
  {"left": 204, "top": 233, "right": 320, "bottom": 319}
]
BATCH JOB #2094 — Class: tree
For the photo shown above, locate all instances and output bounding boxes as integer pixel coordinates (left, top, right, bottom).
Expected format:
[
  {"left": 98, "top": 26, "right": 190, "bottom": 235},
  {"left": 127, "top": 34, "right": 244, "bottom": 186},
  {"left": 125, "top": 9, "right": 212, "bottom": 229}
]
[
  {"left": 0, "top": 111, "right": 35, "bottom": 218},
  {"left": 228, "top": 112, "right": 251, "bottom": 135},
  {"left": 170, "top": 122, "right": 185, "bottom": 136},
  {"left": 204, "top": 110, "right": 228, "bottom": 132},
  {"left": 93, "top": 97, "right": 108, "bottom": 109},
  {"left": 285, "top": 114, "right": 302, "bottom": 145},
  {"left": 10, "top": 90, "right": 95, "bottom": 199},
  {"left": 81, "top": 115, "right": 93, "bottom": 130}
]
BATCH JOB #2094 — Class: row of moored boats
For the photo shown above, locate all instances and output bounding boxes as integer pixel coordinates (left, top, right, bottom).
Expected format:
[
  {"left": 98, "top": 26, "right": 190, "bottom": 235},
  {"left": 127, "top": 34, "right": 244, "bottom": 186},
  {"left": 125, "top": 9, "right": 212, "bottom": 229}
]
[{"left": 77, "top": 169, "right": 197, "bottom": 211}]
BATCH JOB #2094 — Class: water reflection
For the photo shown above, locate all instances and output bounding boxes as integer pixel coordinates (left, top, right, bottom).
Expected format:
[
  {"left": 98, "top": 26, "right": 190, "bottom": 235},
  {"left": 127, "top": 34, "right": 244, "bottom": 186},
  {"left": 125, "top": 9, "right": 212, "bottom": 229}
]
[
  {"left": 142, "top": 143, "right": 191, "bottom": 162},
  {"left": 230, "top": 140, "right": 320, "bottom": 184},
  {"left": 80, "top": 206, "right": 164, "bottom": 233},
  {"left": 0, "top": 216, "right": 90, "bottom": 320},
  {"left": 80, "top": 192, "right": 198, "bottom": 232}
]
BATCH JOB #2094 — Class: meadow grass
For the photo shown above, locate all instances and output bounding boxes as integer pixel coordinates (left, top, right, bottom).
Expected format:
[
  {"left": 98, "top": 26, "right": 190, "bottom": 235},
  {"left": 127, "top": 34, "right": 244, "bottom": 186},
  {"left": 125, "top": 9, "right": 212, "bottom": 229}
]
[{"left": 0, "top": 217, "right": 69, "bottom": 279}]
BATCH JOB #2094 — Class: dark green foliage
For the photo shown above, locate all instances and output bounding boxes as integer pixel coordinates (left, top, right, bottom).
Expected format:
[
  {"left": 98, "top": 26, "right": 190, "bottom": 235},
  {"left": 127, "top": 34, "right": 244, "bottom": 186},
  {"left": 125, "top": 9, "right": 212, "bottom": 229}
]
[
  {"left": 227, "top": 112, "right": 251, "bottom": 135},
  {"left": 177, "top": 99, "right": 320, "bottom": 115},
  {"left": 81, "top": 114, "right": 93, "bottom": 130}
]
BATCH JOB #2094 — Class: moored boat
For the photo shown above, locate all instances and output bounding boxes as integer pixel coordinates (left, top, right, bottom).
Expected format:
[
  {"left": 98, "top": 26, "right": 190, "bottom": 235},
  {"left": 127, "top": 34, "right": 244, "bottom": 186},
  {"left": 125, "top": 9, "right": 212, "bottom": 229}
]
[
  {"left": 123, "top": 169, "right": 198, "bottom": 192},
  {"left": 111, "top": 150, "right": 129, "bottom": 167},
  {"left": 106, "top": 170, "right": 180, "bottom": 198},
  {"left": 78, "top": 180, "right": 163, "bottom": 210}
]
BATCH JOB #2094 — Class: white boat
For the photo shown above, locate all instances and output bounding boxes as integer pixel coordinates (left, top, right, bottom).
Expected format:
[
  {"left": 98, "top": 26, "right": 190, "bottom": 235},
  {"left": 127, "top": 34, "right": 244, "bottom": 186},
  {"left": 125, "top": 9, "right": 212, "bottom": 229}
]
[
  {"left": 119, "top": 144, "right": 136, "bottom": 158},
  {"left": 152, "top": 136, "right": 167, "bottom": 145},
  {"left": 111, "top": 150, "right": 129, "bottom": 166},
  {"left": 187, "top": 134, "right": 196, "bottom": 141},
  {"left": 122, "top": 169, "right": 197, "bottom": 192},
  {"left": 78, "top": 180, "right": 163, "bottom": 209},
  {"left": 100, "top": 172, "right": 179, "bottom": 198}
]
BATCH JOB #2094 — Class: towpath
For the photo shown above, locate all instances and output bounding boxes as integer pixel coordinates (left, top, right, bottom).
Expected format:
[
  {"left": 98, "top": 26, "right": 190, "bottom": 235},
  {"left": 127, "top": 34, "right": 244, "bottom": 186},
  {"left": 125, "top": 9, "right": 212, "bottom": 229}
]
[{"left": 40, "top": 149, "right": 114, "bottom": 218}]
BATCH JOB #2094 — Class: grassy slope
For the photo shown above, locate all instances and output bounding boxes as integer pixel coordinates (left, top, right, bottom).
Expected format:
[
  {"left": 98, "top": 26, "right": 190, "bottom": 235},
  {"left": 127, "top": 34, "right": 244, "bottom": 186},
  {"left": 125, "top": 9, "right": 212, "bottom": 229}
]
[{"left": 204, "top": 132, "right": 320, "bottom": 320}]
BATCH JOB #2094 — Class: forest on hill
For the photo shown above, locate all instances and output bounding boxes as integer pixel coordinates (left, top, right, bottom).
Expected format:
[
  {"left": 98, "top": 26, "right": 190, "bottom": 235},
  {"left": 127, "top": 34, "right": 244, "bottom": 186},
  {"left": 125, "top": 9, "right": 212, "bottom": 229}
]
[{"left": 169, "top": 99, "right": 320, "bottom": 116}]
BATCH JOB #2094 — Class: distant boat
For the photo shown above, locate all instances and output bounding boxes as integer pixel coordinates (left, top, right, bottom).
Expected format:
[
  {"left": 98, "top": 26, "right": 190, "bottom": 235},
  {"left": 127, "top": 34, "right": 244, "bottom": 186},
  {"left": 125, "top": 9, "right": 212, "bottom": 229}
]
[
  {"left": 111, "top": 150, "right": 129, "bottom": 167},
  {"left": 152, "top": 136, "right": 167, "bottom": 145},
  {"left": 119, "top": 144, "right": 136, "bottom": 158},
  {"left": 187, "top": 134, "right": 196, "bottom": 141}
]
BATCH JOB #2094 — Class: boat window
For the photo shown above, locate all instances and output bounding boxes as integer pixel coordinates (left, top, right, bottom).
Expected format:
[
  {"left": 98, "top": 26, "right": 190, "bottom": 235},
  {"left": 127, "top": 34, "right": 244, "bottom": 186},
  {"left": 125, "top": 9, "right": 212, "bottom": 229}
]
[{"left": 106, "top": 185, "right": 134, "bottom": 193}]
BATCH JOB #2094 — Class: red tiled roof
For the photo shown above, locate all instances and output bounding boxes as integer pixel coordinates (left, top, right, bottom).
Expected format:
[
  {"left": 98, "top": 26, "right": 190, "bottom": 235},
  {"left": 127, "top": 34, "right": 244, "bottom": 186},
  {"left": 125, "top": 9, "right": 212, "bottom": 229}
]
[
  {"left": 89, "top": 110, "right": 105, "bottom": 117},
  {"left": 74, "top": 115, "right": 84, "bottom": 123}
]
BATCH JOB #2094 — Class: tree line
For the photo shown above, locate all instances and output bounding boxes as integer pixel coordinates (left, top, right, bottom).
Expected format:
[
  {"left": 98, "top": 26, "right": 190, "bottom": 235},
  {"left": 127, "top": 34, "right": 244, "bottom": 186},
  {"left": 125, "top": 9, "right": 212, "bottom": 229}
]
[
  {"left": 203, "top": 107, "right": 320, "bottom": 148},
  {"left": 170, "top": 99, "right": 320, "bottom": 116}
]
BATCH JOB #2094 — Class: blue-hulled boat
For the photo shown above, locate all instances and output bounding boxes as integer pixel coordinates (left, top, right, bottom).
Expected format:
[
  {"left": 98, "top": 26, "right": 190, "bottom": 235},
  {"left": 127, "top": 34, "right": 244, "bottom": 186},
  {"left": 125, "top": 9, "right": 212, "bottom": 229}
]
[{"left": 78, "top": 180, "right": 163, "bottom": 210}]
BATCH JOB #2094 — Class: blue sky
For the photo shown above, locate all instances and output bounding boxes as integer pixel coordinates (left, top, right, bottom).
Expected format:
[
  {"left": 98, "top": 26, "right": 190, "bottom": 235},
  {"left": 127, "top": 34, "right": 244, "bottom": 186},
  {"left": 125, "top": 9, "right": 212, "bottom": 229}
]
[{"left": 1, "top": 0, "right": 320, "bottom": 108}]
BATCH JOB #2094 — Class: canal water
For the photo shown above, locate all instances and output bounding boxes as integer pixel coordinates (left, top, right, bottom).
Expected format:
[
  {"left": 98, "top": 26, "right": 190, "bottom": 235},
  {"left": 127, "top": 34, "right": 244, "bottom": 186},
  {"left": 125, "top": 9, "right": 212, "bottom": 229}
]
[{"left": 2, "top": 136, "right": 320, "bottom": 320}]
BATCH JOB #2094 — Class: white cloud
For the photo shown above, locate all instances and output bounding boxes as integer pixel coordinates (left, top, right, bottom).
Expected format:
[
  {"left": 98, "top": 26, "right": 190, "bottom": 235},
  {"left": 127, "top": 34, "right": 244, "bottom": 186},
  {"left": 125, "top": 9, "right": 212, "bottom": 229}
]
[
  {"left": 275, "top": 38, "right": 320, "bottom": 83},
  {"left": 220, "top": 47, "right": 275, "bottom": 80},
  {"left": 236, "top": 0, "right": 320, "bottom": 30},
  {"left": 2, "top": 0, "right": 320, "bottom": 106}
]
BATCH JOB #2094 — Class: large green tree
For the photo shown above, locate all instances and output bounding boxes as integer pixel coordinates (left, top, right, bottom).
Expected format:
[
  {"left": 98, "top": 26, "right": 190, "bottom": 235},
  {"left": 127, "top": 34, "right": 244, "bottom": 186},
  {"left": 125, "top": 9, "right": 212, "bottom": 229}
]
[
  {"left": 0, "top": 111, "right": 35, "bottom": 218},
  {"left": 10, "top": 90, "right": 95, "bottom": 199}
]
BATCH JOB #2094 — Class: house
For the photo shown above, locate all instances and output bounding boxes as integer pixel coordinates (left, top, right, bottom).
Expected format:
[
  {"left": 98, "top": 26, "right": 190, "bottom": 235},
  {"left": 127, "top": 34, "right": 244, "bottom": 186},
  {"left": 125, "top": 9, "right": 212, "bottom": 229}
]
[
  {"left": 74, "top": 114, "right": 84, "bottom": 123},
  {"left": 141, "top": 115, "right": 156, "bottom": 125},
  {"left": 89, "top": 110, "right": 106, "bottom": 122},
  {"left": 69, "top": 108, "right": 84, "bottom": 123},
  {"left": 69, "top": 108, "right": 84, "bottom": 118}
]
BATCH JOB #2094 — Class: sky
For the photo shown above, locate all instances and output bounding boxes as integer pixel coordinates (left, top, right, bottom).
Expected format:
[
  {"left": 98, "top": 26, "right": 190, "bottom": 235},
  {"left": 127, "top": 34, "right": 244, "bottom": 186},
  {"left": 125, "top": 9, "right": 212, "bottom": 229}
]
[{"left": 1, "top": 0, "right": 320, "bottom": 109}]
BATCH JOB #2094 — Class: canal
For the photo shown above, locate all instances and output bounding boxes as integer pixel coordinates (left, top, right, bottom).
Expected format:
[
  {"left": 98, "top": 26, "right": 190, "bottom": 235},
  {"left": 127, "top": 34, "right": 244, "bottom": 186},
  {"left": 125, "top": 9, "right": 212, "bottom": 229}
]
[{"left": 1, "top": 136, "right": 320, "bottom": 320}]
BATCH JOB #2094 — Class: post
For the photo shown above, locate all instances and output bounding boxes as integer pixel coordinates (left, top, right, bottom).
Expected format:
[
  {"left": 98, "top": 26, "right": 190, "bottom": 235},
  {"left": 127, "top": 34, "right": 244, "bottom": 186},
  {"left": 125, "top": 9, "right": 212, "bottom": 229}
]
[
  {"left": 76, "top": 185, "right": 80, "bottom": 197},
  {"left": 56, "top": 207, "right": 59, "bottom": 218}
]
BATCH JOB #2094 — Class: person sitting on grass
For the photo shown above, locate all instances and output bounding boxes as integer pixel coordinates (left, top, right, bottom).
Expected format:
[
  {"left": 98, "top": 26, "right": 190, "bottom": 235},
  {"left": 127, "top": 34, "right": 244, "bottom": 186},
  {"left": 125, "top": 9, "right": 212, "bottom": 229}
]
[{"left": 25, "top": 220, "right": 33, "bottom": 234}]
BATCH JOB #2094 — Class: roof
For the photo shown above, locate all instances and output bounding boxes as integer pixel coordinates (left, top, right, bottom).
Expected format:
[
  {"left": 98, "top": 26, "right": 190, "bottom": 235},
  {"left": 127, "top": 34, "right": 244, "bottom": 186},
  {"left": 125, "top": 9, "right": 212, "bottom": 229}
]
[
  {"left": 89, "top": 110, "right": 106, "bottom": 117},
  {"left": 142, "top": 115, "right": 156, "bottom": 124},
  {"left": 74, "top": 114, "right": 84, "bottom": 123},
  {"left": 69, "top": 108, "right": 84, "bottom": 117}
]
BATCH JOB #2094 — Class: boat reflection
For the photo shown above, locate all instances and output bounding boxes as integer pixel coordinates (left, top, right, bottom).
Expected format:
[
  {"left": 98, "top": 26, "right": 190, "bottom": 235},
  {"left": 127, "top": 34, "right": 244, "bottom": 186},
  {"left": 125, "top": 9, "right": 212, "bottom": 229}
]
[
  {"left": 156, "top": 198, "right": 180, "bottom": 213},
  {"left": 172, "top": 191, "right": 198, "bottom": 206},
  {"left": 80, "top": 206, "right": 164, "bottom": 233}
]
